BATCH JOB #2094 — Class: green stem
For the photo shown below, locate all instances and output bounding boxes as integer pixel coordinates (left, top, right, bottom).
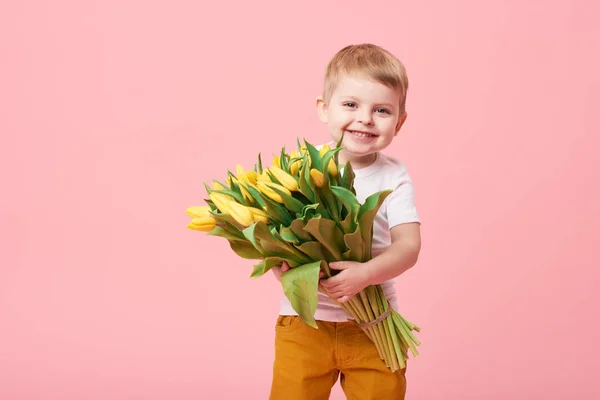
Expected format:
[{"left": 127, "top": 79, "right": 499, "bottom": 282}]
[
  {"left": 392, "top": 313, "right": 409, "bottom": 362},
  {"left": 393, "top": 313, "right": 420, "bottom": 358},
  {"left": 387, "top": 315, "right": 405, "bottom": 370},
  {"left": 360, "top": 289, "right": 391, "bottom": 367},
  {"left": 367, "top": 287, "right": 392, "bottom": 366}
]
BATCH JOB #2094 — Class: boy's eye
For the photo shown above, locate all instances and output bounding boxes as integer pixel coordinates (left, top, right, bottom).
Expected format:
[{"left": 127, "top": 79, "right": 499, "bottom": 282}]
[
  {"left": 376, "top": 108, "right": 390, "bottom": 114},
  {"left": 343, "top": 102, "right": 357, "bottom": 108}
]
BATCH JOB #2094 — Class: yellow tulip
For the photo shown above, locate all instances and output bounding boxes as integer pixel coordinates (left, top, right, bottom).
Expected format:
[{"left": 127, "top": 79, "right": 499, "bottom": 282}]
[
  {"left": 226, "top": 200, "right": 254, "bottom": 227},
  {"left": 319, "top": 144, "right": 331, "bottom": 156},
  {"left": 236, "top": 164, "right": 245, "bottom": 176},
  {"left": 245, "top": 170, "right": 259, "bottom": 185},
  {"left": 290, "top": 161, "right": 301, "bottom": 176},
  {"left": 328, "top": 159, "right": 338, "bottom": 177},
  {"left": 239, "top": 183, "right": 254, "bottom": 203},
  {"left": 257, "top": 171, "right": 272, "bottom": 183},
  {"left": 288, "top": 150, "right": 302, "bottom": 176},
  {"left": 310, "top": 169, "right": 325, "bottom": 188},
  {"left": 248, "top": 207, "right": 269, "bottom": 224},
  {"left": 212, "top": 181, "right": 227, "bottom": 190},
  {"left": 273, "top": 155, "right": 281, "bottom": 168},
  {"left": 268, "top": 166, "right": 298, "bottom": 192},
  {"left": 257, "top": 182, "right": 290, "bottom": 203},
  {"left": 209, "top": 192, "right": 232, "bottom": 214},
  {"left": 186, "top": 206, "right": 211, "bottom": 218},
  {"left": 187, "top": 216, "right": 217, "bottom": 232}
]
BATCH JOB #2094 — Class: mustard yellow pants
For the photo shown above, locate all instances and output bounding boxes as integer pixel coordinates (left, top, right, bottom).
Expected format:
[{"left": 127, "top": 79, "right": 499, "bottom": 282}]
[{"left": 269, "top": 315, "right": 407, "bottom": 400}]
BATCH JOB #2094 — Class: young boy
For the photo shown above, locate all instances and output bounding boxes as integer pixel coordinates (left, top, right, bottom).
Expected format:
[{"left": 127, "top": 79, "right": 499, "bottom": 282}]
[{"left": 270, "top": 43, "right": 422, "bottom": 400}]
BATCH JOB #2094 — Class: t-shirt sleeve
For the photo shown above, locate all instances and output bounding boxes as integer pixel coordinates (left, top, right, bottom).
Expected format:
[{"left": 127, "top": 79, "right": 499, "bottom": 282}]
[{"left": 385, "top": 166, "right": 421, "bottom": 229}]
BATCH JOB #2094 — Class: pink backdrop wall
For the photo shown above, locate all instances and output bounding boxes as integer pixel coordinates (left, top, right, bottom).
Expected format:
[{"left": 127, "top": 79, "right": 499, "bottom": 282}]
[{"left": 1, "top": 1, "right": 598, "bottom": 399}]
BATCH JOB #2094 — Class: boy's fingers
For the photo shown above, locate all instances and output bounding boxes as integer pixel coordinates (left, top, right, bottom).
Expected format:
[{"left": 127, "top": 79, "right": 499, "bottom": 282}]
[{"left": 338, "top": 295, "right": 350, "bottom": 303}]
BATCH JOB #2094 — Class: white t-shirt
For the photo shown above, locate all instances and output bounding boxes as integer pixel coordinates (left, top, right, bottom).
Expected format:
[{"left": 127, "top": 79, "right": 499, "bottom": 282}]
[{"left": 278, "top": 145, "right": 421, "bottom": 322}]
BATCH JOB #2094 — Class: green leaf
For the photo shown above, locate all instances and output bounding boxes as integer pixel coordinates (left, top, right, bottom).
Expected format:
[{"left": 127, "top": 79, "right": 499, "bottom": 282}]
[
  {"left": 321, "top": 147, "right": 343, "bottom": 187},
  {"left": 242, "top": 222, "right": 260, "bottom": 248},
  {"left": 211, "top": 189, "right": 245, "bottom": 204},
  {"left": 342, "top": 227, "right": 365, "bottom": 262},
  {"left": 210, "top": 212, "right": 245, "bottom": 231},
  {"left": 295, "top": 241, "right": 326, "bottom": 261},
  {"left": 298, "top": 154, "right": 315, "bottom": 202},
  {"left": 203, "top": 182, "right": 213, "bottom": 195},
  {"left": 341, "top": 162, "right": 356, "bottom": 194},
  {"left": 250, "top": 256, "right": 286, "bottom": 278},
  {"left": 244, "top": 184, "right": 267, "bottom": 209},
  {"left": 206, "top": 226, "right": 246, "bottom": 241},
  {"left": 228, "top": 239, "right": 263, "bottom": 259},
  {"left": 330, "top": 186, "right": 360, "bottom": 217},
  {"left": 266, "top": 183, "right": 305, "bottom": 215},
  {"left": 289, "top": 218, "right": 314, "bottom": 242},
  {"left": 316, "top": 185, "right": 340, "bottom": 222},
  {"left": 303, "top": 140, "right": 323, "bottom": 171},
  {"left": 280, "top": 146, "right": 288, "bottom": 171},
  {"left": 340, "top": 211, "right": 354, "bottom": 235},
  {"left": 358, "top": 190, "right": 392, "bottom": 260},
  {"left": 262, "top": 195, "right": 293, "bottom": 226},
  {"left": 299, "top": 203, "right": 319, "bottom": 222},
  {"left": 257, "top": 153, "right": 263, "bottom": 174},
  {"left": 279, "top": 226, "right": 300, "bottom": 245},
  {"left": 225, "top": 175, "right": 245, "bottom": 202},
  {"left": 330, "top": 186, "right": 360, "bottom": 232},
  {"left": 303, "top": 217, "right": 345, "bottom": 261},
  {"left": 281, "top": 260, "right": 322, "bottom": 328},
  {"left": 244, "top": 222, "right": 310, "bottom": 264}
]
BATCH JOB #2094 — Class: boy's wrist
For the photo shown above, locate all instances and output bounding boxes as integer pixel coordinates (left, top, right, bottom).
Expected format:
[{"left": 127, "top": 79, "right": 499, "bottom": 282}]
[{"left": 362, "top": 262, "right": 377, "bottom": 287}]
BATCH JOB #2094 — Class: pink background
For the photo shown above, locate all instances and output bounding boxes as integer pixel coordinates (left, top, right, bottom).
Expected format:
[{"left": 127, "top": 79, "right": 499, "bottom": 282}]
[{"left": 1, "top": 1, "right": 598, "bottom": 399}]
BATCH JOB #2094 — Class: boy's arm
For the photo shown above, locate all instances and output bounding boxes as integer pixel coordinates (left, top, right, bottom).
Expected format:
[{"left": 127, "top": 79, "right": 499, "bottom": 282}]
[
  {"left": 320, "top": 222, "right": 421, "bottom": 303},
  {"left": 363, "top": 222, "right": 421, "bottom": 286}
]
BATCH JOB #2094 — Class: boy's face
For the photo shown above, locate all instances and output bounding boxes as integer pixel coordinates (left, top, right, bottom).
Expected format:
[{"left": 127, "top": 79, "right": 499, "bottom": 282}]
[{"left": 316, "top": 73, "right": 407, "bottom": 166}]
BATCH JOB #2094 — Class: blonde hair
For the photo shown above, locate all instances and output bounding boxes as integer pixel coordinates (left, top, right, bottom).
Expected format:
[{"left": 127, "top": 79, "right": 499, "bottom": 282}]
[{"left": 322, "top": 43, "right": 409, "bottom": 114}]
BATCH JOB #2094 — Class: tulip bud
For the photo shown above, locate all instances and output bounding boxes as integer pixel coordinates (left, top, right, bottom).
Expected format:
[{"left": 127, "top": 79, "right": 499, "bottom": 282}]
[
  {"left": 245, "top": 170, "right": 259, "bottom": 185},
  {"left": 269, "top": 166, "right": 298, "bottom": 192},
  {"left": 289, "top": 160, "right": 301, "bottom": 176},
  {"left": 212, "top": 181, "right": 227, "bottom": 190},
  {"left": 209, "top": 192, "right": 232, "bottom": 214},
  {"left": 310, "top": 169, "right": 325, "bottom": 188},
  {"left": 248, "top": 207, "right": 269, "bottom": 224},
  {"left": 186, "top": 206, "right": 211, "bottom": 218},
  {"left": 319, "top": 144, "right": 331, "bottom": 156},
  {"left": 328, "top": 159, "right": 338, "bottom": 177},
  {"left": 257, "top": 182, "right": 288, "bottom": 203},
  {"left": 236, "top": 164, "right": 245, "bottom": 176},
  {"left": 272, "top": 155, "right": 281, "bottom": 169},
  {"left": 257, "top": 171, "right": 271, "bottom": 183},
  {"left": 239, "top": 183, "right": 254, "bottom": 204},
  {"left": 227, "top": 201, "right": 254, "bottom": 227},
  {"left": 187, "top": 216, "right": 217, "bottom": 232}
]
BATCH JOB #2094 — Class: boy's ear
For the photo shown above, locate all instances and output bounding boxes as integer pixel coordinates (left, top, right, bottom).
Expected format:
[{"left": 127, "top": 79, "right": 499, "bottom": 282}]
[
  {"left": 316, "top": 96, "right": 328, "bottom": 123},
  {"left": 394, "top": 112, "right": 408, "bottom": 136}
]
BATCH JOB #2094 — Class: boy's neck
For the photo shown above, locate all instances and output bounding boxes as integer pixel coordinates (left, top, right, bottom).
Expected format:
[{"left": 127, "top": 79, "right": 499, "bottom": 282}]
[{"left": 337, "top": 150, "right": 378, "bottom": 170}]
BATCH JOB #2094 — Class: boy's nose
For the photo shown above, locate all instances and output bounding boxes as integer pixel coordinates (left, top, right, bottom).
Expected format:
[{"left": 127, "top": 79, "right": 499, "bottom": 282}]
[{"left": 357, "top": 111, "right": 374, "bottom": 125}]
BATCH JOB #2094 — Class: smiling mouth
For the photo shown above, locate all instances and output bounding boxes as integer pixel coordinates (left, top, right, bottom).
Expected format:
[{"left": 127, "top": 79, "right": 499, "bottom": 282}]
[{"left": 346, "top": 130, "right": 378, "bottom": 138}]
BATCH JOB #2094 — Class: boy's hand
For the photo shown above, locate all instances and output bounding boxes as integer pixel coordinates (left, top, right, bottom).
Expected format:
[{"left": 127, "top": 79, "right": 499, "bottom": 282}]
[
  {"left": 320, "top": 261, "right": 371, "bottom": 304},
  {"left": 271, "top": 261, "right": 291, "bottom": 282}
]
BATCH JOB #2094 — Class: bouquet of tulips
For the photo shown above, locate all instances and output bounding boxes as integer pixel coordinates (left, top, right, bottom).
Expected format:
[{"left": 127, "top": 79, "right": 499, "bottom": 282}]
[{"left": 186, "top": 137, "right": 421, "bottom": 371}]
